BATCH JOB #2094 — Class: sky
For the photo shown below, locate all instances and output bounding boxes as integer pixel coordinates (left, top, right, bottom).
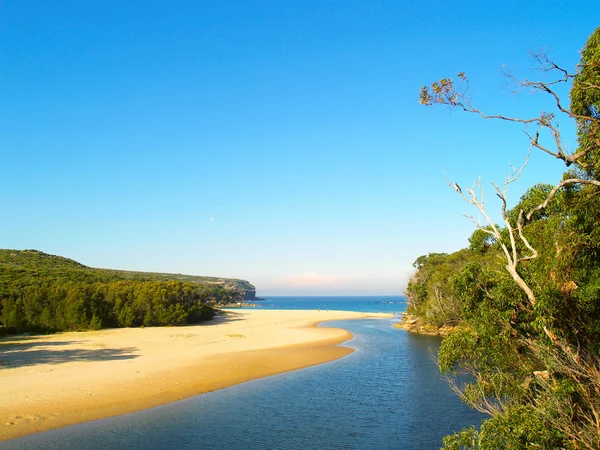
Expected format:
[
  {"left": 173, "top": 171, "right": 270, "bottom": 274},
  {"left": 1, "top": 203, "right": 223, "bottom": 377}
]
[{"left": 1, "top": 1, "right": 598, "bottom": 296}]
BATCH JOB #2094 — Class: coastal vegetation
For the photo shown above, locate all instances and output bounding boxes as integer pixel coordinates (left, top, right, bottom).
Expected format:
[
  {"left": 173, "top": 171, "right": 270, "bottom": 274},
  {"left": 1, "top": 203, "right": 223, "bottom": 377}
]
[
  {"left": 0, "top": 249, "right": 255, "bottom": 334},
  {"left": 411, "top": 27, "right": 600, "bottom": 448}
]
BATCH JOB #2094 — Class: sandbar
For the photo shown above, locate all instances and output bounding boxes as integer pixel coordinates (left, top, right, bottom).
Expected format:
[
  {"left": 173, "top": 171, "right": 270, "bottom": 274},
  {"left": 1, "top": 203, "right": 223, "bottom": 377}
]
[{"left": 0, "top": 309, "right": 392, "bottom": 442}]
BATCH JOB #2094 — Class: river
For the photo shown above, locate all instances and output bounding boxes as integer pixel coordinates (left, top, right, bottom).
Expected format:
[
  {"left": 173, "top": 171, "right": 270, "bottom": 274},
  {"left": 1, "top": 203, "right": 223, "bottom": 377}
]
[{"left": 2, "top": 296, "right": 484, "bottom": 449}]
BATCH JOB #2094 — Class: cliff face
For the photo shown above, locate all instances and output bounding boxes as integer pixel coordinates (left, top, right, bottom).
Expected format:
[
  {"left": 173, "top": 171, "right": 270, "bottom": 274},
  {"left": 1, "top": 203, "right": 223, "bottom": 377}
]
[{"left": 243, "top": 289, "right": 257, "bottom": 300}]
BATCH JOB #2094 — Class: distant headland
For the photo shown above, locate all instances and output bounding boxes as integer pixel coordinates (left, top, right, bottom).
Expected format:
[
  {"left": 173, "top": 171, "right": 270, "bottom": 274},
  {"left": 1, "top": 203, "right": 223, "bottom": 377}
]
[{"left": 0, "top": 249, "right": 256, "bottom": 334}]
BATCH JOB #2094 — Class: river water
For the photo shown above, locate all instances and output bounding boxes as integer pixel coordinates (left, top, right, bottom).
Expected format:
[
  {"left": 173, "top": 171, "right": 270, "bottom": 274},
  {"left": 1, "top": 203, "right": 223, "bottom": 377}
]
[{"left": 2, "top": 296, "right": 484, "bottom": 449}]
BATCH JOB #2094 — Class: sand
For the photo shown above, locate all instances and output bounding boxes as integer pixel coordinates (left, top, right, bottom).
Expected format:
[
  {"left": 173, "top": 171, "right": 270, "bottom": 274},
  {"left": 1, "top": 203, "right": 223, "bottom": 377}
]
[{"left": 0, "top": 309, "right": 392, "bottom": 442}]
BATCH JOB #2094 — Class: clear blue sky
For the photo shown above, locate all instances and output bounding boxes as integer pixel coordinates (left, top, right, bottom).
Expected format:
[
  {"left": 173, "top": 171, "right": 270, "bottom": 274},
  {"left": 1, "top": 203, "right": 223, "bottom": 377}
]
[{"left": 1, "top": 1, "right": 597, "bottom": 295}]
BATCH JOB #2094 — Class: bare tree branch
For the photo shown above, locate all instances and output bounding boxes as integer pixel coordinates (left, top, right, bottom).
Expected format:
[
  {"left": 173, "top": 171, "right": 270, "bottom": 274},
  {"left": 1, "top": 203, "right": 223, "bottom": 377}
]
[{"left": 420, "top": 61, "right": 600, "bottom": 169}]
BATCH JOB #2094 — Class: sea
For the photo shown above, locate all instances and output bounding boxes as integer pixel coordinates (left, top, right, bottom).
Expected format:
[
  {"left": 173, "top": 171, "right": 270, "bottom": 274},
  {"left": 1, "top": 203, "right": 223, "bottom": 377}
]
[{"left": 1, "top": 296, "right": 485, "bottom": 450}]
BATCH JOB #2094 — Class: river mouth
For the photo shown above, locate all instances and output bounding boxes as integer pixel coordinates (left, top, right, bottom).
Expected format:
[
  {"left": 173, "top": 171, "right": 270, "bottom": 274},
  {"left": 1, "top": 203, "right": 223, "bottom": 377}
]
[{"left": 3, "top": 305, "right": 484, "bottom": 450}]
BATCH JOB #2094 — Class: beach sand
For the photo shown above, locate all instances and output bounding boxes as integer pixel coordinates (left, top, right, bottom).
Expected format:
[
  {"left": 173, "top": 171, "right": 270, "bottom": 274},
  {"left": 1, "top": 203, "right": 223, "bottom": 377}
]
[{"left": 0, "top": 309, "right": 391, "bottom": 441}]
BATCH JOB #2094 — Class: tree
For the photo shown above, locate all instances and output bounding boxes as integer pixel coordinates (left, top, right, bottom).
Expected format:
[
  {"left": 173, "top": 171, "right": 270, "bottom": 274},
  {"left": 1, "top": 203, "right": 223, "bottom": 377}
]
[
  {"left": 571, "top": 27, "right": 600, "bottom": 178},
  {"left": 418, "top": 27, "right": 600, "bottom": 449}
]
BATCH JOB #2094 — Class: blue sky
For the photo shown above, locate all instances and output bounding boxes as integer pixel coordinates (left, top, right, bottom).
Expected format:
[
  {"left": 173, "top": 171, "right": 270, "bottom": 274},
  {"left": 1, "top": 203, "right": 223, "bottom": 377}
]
[{"left": 1, "top": 1, "right": 597, "bottom": 295}]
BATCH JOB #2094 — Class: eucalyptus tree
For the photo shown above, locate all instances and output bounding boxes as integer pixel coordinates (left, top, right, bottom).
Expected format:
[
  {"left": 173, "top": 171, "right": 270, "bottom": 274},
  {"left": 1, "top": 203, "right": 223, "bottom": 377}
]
[{"left": 418, "top": 27, "right": 600, "bottom": 448}]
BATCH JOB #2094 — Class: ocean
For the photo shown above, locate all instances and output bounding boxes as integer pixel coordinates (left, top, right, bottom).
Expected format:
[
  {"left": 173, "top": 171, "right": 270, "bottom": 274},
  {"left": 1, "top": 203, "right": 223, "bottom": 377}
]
[
  {"left": 2, "top": 296, "right": 484, "bottom": 449},
  {"left": 245, "top": 295, "right": 407, "bottom": 314}
]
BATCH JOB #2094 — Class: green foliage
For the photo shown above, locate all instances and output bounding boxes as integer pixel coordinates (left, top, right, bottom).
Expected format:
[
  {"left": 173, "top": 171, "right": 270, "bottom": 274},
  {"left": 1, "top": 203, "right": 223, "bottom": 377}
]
[
  {"left": 476, "top": 406, "right": 567, "bottom": 449},
  {"left": 0, "top": 249, "right": 252, "bottom": 333},
  {"left": 509, "top": 184, "right": 562, "bottom": 223},
  {"left": 442, "top": 407, "right": 568, "bottom": 450},
  {"left": 0, "top": 278, "right": 220, "bottom": 332},
  {"left": 0, "top": 249, "right": 255, "bottom": 297},
  {"left": 467, "top": 227, "right": 497, "bottom": 254},
  {"left": 570, "top": 27, "right": 600, "bottom": 178},
  {"left": 415, "top": 27, "right": 600, "bottom": 449},
  {"left": 406, "top": 247, "right": 502, "bottom": 327},
  {"left": 406, "top": 251, "right": 467, "bottom": 326},
  {"left": 442, "top": 425, "right": 479, "bottom": 450}
]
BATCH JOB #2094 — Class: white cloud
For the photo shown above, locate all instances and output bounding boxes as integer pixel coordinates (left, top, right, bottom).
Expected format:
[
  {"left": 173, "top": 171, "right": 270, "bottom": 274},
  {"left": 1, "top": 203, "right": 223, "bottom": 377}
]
[
  {"left": 255, "top": 268, "right": 412, "bottom": 296},
  {"left": 275, "top": 271, "right": 347, "bottom": 287}
]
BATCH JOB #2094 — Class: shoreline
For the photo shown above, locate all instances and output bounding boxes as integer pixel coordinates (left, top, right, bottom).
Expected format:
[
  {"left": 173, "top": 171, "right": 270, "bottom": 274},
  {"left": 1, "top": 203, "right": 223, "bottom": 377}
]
[
  {"left": 0, "top": 309, "right": 392, "bottom": 442},
  {"left": 393, "top": 313, "right": 458, "bottom": 336}
]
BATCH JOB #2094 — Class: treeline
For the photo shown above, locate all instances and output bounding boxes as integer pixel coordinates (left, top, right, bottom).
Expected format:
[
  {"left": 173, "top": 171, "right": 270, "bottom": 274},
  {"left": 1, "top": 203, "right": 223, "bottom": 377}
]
[
  {"left": 405, "top": 244, "right": 502, "bottom": 328},
  {"left": 408, "top": 180, "right": 600, "bottom": 448},
  {"left": 0, "top": 250, "right": 247, "bottom": 334},
  {"left": 0, "top": 249, "right": 255, "bottom": 294},
  {"left": 408, "top": 179, "right": 600, "bottom": 343},
  {"left": 2, "top": 280, "right": 217, "bottom": 332},
  {"left": 413, "top": 27, "right": 600, "bottom": 449}
]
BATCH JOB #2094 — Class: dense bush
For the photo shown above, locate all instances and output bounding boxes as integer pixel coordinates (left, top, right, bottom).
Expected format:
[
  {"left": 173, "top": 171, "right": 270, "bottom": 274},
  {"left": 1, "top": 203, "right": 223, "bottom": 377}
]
[
  {"left": 0, "top": 250, "right": 248, "bottom": 333},
  {"left": 415, "top": 27, "right": 600, "bottom": 448}
]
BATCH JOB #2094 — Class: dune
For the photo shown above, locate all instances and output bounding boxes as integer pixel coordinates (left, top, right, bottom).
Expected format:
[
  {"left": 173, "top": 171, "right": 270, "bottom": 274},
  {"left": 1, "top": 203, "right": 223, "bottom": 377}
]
[{"left": 0, "top": 309, "right": 392, "bottom": 441}]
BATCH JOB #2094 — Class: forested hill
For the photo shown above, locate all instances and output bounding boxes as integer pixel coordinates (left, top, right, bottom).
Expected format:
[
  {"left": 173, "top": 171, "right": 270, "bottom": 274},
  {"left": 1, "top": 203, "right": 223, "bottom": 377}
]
[
  {"left": 0, "top": 249, "right": 256, "bottom": 334},
  {"left": 0, "top": 249, "right": 256, "bottom": 297}
]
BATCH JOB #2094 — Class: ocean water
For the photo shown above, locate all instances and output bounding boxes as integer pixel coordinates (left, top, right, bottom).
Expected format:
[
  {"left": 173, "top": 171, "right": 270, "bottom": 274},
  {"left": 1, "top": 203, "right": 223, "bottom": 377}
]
[
  {"left": 247, "top": 295, "right": 406, "bottom": 314},
  {"left": 2, "top": 296, "right": 484, "bottom": 449}
]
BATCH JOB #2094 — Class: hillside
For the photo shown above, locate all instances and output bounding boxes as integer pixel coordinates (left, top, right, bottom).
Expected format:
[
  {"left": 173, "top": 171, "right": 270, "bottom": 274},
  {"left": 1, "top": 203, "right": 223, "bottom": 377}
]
[
  {"left": 0, "top": 249, "right": 256, "bottom": 334},
  {"left": 0, "top": 249, "right": 256, "bottom": 299}
]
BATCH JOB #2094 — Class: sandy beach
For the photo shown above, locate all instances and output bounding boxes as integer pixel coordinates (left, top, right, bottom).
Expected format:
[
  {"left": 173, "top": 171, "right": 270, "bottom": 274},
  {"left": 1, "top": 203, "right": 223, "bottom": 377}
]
[{"left": 0, "top": 309, "right": 391, "bottom": 442}]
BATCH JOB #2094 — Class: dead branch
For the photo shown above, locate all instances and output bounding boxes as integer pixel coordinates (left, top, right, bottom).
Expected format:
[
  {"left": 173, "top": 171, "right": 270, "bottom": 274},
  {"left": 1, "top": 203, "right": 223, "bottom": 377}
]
[
  {"left": 421, "top": 56, "right": 600, "bottom": 169},
  {"left": 528, "top": 339, "right": 600, "bottom": 449}
]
